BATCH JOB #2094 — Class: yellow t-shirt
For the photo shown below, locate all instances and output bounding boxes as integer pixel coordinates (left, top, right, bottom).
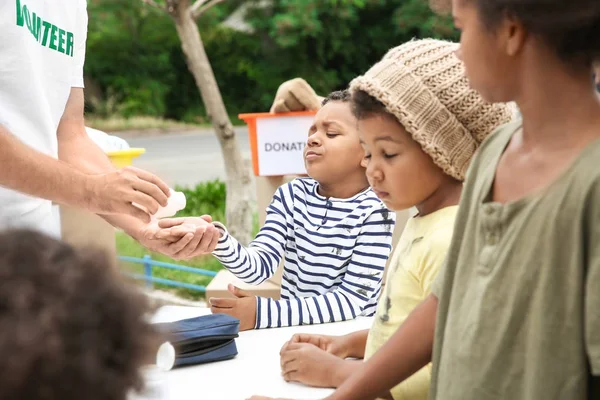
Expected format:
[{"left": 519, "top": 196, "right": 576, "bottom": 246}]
[{"left": 364, "top": 206, "right": 458, "bottom": 400}]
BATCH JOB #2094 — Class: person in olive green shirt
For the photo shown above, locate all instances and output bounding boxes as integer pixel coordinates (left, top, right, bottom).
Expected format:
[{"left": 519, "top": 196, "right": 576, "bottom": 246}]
[{"left": 249, "top": 0, "right": 600, "bottom": 398}]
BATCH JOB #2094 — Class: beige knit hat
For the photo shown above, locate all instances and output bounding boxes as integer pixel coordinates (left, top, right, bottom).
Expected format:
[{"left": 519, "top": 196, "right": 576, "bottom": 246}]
[{"left": 349, "top": 39, "right": 514, "bottom": 181}]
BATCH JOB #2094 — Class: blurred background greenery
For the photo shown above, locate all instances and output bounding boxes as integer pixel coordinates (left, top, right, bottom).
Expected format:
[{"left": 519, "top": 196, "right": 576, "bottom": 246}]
[{"left": 86, "top": 0, "right": 457, "bottom": 127}]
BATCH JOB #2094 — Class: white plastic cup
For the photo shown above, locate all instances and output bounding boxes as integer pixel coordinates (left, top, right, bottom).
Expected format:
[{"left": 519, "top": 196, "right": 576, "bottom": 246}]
[
  {"left": 133, "top": 189, "right": 186, "bottom": 219},
  {"left": 128, "top": 342, "right": 175, "bottom": 400},
  {"left": 154, "top": 190, "right": 186, "bottom": 219}
]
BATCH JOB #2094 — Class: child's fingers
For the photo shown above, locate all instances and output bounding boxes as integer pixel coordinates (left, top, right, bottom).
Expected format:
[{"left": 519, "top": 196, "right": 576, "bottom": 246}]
[
  {"left": 281, "top": 358, "right": 299, "bottom": 377},
  {"left": 282, "top": 342, "right": 304, "bottom": 353},
  {"left": 158, "top": 218, "right": 185, "bottom": 229},
  {"left": 279, "top": 340, "right": 290, "bottom": 356},
  {"left": 152, "top": 229, "right": 178, "bottom": 242},
  {"left": 174, "top": 224, "right": 202, "bottom": 236},
  {"left": 195, "top": 225, "right": 218, "bottom": 254},
  {"left": 280, "top": 345, "right": 306, "bottom": 370},
  {"left": 228, "top": 284, "right": 253, "bottom": 298},
  {"left": 209, "top": 297, "right": 236, "bottom": 309},
  {"left": 154, "top": 228, "right": 178, "bottom": 240},
  {"left": 166, "top": 233, "right": 193, "bottom": 254},
  {"left": 290, "top": 333, "right": 314, "bottom": 344},
  {"left": 174, "top": 230, "right": 203, "bottom": 260},
  {"left": 280, "top": 346, "right": 294, "bottom": 369},
  {"left": 206, "top": 230, "right": 220, "bottom": 253},
  {"left": 155, "top": 225, "right": 195, "bottom": 240},
  {"left": 283, "top": 370, "right": 301, "bottom": 383}
]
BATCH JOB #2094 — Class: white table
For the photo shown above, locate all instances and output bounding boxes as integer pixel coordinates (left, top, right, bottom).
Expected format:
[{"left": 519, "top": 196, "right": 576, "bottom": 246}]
[{"left": 152, "top": 306, "right": 373, "bottom": 400}]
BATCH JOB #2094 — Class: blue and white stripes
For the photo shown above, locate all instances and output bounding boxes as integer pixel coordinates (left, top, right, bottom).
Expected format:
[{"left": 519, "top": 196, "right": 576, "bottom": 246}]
[{"left": 213, "top": 178, "right": 395, "bottom": 329}]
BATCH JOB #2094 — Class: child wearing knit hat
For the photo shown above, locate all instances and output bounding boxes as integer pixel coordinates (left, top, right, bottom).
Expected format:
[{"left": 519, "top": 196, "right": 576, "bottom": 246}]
[{"left": 269, "top": 38, "right": 513, "bottom": 400}]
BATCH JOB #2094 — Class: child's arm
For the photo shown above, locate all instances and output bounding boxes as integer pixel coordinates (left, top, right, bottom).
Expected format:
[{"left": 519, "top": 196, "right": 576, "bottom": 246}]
[
  {"left": 326, "top": 294, "right": 439, "bottom": 400},
  {"left": 255, "top": 209, "right": 395, "bottom": 329},
  {"left": 212, "top": 186, "right": 291, "bottom": 285},
  {"left": 339, "top": 329, "right": 370, "bottom": 359}
]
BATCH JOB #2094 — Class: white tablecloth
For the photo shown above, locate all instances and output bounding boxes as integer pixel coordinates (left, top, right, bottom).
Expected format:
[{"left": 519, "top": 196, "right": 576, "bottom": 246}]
[{"left": 151, "top": 306, "right": 373, "bottom": 400}]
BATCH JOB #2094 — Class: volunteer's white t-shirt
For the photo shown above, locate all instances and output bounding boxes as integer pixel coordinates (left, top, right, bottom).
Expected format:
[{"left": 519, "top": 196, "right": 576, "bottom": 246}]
[{"left": 0, "top": 0, "right": 88, "bottom": 237}]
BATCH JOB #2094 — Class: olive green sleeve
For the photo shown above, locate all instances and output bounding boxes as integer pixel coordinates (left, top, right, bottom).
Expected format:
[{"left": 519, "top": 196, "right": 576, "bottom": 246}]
[{"left": 586, "top": 179, "right": 600, "bottom": 375}]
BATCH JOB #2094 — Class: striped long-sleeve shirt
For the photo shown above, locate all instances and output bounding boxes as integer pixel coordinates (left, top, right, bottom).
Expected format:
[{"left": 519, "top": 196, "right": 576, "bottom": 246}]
[{"left": 212, "top": 178, "right": 395, "bottom": 329}]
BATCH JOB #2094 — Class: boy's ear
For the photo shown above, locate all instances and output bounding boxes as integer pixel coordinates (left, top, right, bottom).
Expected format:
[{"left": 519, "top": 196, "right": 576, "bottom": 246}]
[
  {"left": 360, "top": 157, "right": 369, "bottom": 168},
  {"left": 503, "top": 14, "right": 528, "bottom": 57}
]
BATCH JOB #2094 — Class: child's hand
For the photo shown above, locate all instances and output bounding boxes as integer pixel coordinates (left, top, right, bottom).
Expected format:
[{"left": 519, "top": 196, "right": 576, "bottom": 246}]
[
  {"left": 209, "top": 284, "right": 257, "bottom": 331},
  {"left": 279, "top": 342, "right": 345, "bottom": 388},
  {"left": 154, "top": 215, "right": 221, "bottom": 258},
  {"left": 136, "top": 221, "right": 195, "bottom": 260},
  {"left": 282, "top": 333, "right": 349, "bottom": 359}
]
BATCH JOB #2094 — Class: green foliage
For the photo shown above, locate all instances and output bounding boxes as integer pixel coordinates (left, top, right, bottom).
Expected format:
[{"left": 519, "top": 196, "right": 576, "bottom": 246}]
[
  {"left": 174, "top": 180, "right": 227, "bottom": 222},
  {"left": 86, "top": 0, "right": 457, "bottom": 121},
  {"left": 86, "top": 0, "right": 179, "bottom": 116}
]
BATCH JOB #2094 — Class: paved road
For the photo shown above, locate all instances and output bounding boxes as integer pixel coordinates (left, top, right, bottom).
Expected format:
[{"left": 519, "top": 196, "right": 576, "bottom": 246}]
[{"left": 122, "top": 127, "right": 251, "bottom": 189}]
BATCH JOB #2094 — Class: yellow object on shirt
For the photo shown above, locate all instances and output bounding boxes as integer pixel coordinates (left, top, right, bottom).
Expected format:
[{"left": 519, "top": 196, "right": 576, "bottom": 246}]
[{"left": 364, "top": 206, "right": 458, "bottom": 400}]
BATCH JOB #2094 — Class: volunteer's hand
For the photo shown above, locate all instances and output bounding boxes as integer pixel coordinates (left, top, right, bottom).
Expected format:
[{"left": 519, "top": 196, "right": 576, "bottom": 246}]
[
  {"left": 280, "top": 342, "right": 347, "bottom": 388},
  {"left": 270, "top": 78, "right": 322, "bottom": 113},
  {"left": 209, "top": 284, "right": 257, "bottom": 331},
  {"left": 155, "top": 215, "right": 221, "bottom": 258},
  {"left": 282, "top": 333, "right": 349, "bottom": 359},
  {"left": 85, "top": 166, "right": 170, "bottom": 223}
]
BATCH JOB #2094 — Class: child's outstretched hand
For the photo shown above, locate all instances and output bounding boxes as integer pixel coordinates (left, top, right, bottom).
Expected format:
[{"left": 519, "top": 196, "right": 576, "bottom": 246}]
[
  {"left": 209, "top": 284, "right": 257, "bottom": 331},
  {"left": 153, "top": 215, "right": 221, "bottom": 259}
]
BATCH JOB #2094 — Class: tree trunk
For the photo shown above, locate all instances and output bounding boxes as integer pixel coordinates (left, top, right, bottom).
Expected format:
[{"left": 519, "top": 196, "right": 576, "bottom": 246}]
[{"left": 172, "top": 1, "right": 253, "bottom": 245}]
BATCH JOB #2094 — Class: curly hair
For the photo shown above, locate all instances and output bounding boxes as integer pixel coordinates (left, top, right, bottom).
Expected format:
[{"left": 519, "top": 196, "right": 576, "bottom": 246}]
[
  {"left": 321, "top": 89, "right": 351, "bottom": 106},
  {"left": 469, "top": 0, "right": 600, "bottom": 65},
  {"left": 0, "top": 230, "right": 160, "bottom": 400}
]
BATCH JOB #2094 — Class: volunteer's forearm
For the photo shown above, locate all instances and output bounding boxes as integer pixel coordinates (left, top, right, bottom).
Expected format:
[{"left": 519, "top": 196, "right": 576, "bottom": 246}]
[{"left": 0, "top": 125, "right": 88, "bottom": 207}]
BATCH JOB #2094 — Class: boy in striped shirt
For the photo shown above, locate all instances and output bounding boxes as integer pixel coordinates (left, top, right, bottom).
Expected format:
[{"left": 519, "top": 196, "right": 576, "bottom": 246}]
[{"left": 208, "top": 90, "right": 395, "bottom": 330}]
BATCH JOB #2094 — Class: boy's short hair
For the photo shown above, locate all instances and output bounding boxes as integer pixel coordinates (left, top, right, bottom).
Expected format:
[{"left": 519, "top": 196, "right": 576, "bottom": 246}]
[
  {"left": 350, "top": 39, "right": 514, "bottom": 181},
  {"left": 0, "top": 230, "right": 159, "bottom": 400},
  {"left": 321, "top": 90, "right": 351, "bottom": 106},
  {"left": 351, "top": 89, "right": 389, "bottom": 120},
  {"left": 471, "top": 0, "right": 600, "bottom": 66}
]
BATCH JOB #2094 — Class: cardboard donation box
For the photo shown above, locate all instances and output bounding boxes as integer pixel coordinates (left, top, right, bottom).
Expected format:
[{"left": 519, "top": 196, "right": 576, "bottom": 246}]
[{"left": 240, "top": 111, "right": 317, "bottom": 176}]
